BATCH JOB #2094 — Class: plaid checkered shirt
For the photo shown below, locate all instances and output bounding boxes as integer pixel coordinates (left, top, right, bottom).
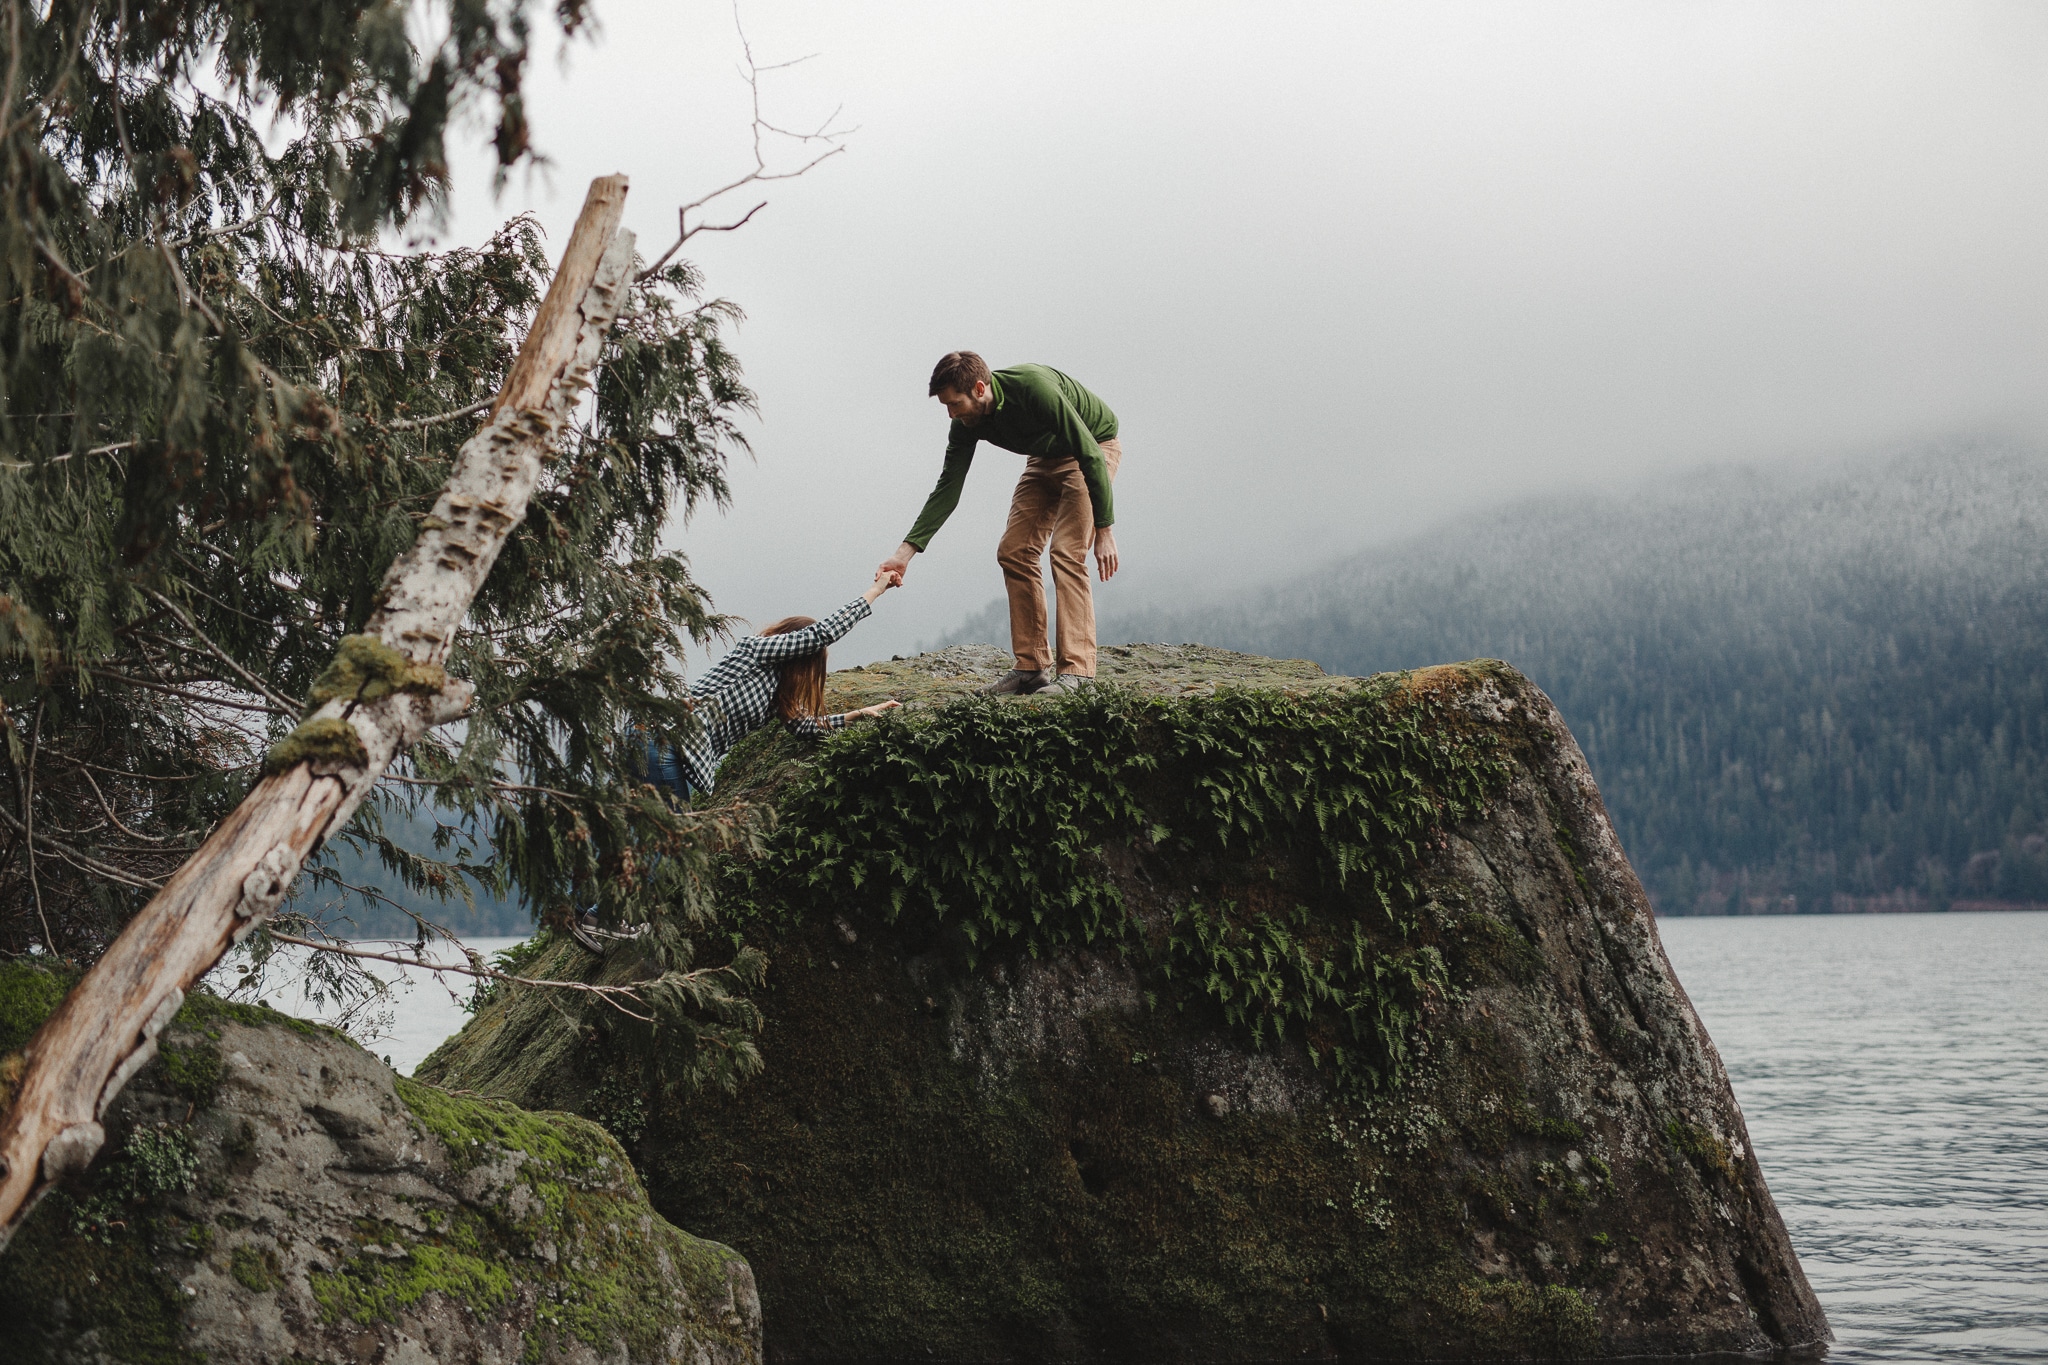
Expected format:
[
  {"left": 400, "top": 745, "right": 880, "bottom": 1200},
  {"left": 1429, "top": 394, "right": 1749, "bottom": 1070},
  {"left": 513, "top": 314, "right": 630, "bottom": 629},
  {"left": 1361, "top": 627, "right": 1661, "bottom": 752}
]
[{"left": 674, "top": 595, "right": 873, "bottom": 792}]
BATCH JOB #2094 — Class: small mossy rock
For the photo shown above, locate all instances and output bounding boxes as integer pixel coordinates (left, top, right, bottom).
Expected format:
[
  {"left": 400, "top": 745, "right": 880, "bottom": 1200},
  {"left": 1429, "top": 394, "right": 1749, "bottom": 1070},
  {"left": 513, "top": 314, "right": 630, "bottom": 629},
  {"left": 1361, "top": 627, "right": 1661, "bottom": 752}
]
[
  {"left": 422, "top": 646, "right": 1828, "bottom": 1362},
  {"left": 0, "top": 983, "right": 759, "bottom": 1365}
]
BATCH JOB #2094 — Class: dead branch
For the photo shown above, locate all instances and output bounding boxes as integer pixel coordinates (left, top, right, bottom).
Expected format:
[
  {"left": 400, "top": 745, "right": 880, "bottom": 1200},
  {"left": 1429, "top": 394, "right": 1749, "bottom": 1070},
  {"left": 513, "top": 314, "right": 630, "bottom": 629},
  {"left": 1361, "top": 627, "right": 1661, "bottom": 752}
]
[
  {"left": 0, "top": 801, "right": 164, "bottom": 891},
  {"left": 20, "top": 700, "right": 51, "bottom": 951},
  {"left": 139, "top": 587, "right": 299, "bottom": 714},
  {"left": 636, "top": 7, "right": 849, "bottom": 282}
]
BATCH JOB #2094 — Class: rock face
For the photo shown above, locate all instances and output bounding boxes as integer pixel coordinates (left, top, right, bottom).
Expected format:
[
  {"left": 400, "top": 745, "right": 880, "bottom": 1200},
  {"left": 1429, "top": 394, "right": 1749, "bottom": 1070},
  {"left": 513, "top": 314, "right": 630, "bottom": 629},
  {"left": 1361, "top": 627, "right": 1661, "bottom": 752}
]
[
  {"left": 422, "top": 646, "right": 1829, "bottom": 1361},
  {"left": 0, "top": 976, "right": 760, "bottom": 1365}
]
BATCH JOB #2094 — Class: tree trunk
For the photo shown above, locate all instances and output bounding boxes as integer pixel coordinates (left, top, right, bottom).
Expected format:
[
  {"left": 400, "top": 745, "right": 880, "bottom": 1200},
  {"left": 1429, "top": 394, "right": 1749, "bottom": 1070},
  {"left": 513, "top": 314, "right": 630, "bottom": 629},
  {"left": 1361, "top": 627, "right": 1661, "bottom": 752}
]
[{"left": 0, "top": 175, "right": 635, "bottom": 1250}]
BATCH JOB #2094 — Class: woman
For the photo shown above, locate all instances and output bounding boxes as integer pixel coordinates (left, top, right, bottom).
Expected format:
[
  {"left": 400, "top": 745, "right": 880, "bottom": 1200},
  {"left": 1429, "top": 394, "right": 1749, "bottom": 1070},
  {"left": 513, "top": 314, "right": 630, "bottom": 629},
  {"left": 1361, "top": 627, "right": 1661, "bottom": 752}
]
[
  {"left": 577, "top": 571, "right": 902, "bottom": 948},
  {"left": 642, "top": 568, "right": 902, "bottom": 804}
]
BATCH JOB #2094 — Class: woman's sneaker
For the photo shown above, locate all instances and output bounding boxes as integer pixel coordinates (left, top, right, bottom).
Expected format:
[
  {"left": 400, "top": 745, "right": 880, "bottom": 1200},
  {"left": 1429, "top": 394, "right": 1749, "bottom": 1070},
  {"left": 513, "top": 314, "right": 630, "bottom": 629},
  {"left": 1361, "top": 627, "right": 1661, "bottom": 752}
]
[
  {"left": 570, "top": 910, "right": 649, "bottom": 953},
  {"left": 569, "top": 910, "right": 606, "bottom": 954}
]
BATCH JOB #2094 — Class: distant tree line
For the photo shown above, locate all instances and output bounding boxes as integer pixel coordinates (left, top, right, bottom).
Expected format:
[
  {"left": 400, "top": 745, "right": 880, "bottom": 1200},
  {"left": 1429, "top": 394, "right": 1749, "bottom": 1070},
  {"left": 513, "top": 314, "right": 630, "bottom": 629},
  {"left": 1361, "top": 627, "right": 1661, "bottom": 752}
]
[{"left": 1053, "top": 450, "right": 2048, "bottom": 915}]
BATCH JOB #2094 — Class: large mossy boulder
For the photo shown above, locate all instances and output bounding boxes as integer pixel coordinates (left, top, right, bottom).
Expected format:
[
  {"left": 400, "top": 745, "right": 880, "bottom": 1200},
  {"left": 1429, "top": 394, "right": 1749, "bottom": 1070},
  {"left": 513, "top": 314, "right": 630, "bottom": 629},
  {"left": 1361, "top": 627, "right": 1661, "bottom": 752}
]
[
  {"left": 0, "top": 964, "right": 760, "bottom": 1365},
  {"left": 420, "top": 645, "right": 1828, "bottom": 1361}
]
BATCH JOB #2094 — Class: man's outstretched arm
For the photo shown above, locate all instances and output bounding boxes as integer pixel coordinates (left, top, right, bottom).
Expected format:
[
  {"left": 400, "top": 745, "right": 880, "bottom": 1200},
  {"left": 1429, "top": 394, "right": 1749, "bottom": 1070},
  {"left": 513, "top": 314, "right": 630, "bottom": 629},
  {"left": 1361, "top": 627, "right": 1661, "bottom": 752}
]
[{"left": 883, "top": 444, "right": 974, "bottom": 581}]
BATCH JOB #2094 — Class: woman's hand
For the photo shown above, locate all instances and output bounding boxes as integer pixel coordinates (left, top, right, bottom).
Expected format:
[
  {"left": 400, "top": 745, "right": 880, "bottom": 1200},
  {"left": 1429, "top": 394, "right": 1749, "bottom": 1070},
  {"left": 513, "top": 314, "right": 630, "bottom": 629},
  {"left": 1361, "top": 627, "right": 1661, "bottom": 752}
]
[
  {"left": 864, "top": 567, "right": 901, "bottom": 604},
  {"left": 854, "top": 700, "right": 901, "bottom": 719}
]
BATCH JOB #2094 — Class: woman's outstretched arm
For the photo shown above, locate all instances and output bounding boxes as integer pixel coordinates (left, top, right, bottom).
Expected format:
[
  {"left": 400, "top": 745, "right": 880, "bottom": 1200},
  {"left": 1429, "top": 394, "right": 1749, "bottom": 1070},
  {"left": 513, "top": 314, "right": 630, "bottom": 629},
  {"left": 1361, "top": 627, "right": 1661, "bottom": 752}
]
[{"left": 748, "top": 570, "right": 898, "bottom": 663}]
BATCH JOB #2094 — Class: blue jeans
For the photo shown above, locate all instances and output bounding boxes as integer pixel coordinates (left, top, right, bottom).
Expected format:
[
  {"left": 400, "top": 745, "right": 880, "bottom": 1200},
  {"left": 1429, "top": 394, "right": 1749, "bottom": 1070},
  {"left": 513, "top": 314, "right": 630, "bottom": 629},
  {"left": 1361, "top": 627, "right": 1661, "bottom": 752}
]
[{"left": 640, "top": 738, "right": 698, "bottom": 806}]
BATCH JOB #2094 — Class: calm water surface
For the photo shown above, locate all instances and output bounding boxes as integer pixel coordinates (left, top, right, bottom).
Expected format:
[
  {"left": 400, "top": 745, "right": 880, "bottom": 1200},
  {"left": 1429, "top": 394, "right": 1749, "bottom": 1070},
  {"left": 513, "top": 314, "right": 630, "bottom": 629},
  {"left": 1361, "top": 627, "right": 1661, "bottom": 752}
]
[
  {"left": 346, "top": 917, "right": 2048, "bottom": 1360},
  {"left": 1660, "top": 912, "right": 2048, "bottom": 1362}
]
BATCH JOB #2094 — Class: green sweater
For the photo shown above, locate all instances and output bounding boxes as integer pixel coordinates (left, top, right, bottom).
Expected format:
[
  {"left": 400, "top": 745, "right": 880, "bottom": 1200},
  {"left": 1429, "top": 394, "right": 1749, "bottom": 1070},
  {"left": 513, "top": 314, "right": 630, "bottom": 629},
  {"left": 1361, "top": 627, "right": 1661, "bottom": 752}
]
[{"left": 903, "top": 364, "right": 1119, "bottom": 551}]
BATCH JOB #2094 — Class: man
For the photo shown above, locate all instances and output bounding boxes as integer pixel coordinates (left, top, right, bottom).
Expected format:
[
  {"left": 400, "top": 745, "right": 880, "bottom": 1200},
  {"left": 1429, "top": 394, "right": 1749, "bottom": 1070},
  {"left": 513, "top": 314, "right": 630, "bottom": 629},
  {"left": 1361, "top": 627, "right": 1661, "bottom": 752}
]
[{"left": 879, "top": 351, "right": 1122, "bottom": 695}]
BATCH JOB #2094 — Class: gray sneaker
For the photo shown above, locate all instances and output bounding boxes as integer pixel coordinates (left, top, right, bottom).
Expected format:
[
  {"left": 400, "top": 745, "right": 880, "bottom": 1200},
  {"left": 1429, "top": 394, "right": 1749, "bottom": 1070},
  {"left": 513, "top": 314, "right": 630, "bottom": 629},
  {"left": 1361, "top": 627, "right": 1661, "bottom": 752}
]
[
  {"left": 1046, "top": 673, "right": 1093, "bottom": 692},
  {"left": 983, "top": 668, "right": 1051, "bottom": 695}
]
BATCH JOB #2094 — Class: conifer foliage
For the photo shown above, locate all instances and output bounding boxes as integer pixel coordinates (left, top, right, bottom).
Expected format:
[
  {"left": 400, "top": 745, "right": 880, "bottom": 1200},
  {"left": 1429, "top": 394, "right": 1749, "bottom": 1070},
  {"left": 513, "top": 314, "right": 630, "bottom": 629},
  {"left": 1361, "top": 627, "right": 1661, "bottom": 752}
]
[{"left": 0, "top": 1, "right": 763, "bottom": 1071}]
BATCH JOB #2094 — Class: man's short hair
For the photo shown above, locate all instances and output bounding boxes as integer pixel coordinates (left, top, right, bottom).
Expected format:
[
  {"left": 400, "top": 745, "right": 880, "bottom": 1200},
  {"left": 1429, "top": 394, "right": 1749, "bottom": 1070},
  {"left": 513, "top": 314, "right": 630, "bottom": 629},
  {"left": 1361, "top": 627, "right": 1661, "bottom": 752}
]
[{"left": 929, "top": 351, "right": 992, "bottom": 397}]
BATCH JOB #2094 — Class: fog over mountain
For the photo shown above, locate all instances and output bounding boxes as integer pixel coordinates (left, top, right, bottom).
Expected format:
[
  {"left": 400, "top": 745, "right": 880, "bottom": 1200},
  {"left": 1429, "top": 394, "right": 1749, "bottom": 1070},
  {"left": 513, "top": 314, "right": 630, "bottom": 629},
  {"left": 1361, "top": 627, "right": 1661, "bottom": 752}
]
[
  {"left": 944, "top": 445, "right": 2048, "bottom": 915},
  {"left": 422, "top": 3, "right": 2048, "bottom": 662}
]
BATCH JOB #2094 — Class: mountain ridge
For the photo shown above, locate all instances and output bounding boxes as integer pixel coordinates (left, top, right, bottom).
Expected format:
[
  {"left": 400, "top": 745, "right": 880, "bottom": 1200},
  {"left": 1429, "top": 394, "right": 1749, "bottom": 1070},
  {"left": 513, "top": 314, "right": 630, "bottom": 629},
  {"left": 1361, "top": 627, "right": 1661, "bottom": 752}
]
[{"left": 943, "top": 444, "right": 2048, "bottom": 915}]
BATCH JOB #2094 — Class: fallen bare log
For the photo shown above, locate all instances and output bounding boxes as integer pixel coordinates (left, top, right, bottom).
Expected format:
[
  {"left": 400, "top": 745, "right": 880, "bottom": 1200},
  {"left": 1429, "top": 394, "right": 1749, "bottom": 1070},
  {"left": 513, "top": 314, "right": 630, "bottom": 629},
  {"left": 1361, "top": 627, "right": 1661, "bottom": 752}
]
[{"left": 0, "top": 174, "right": 635, "bottom": 1250}]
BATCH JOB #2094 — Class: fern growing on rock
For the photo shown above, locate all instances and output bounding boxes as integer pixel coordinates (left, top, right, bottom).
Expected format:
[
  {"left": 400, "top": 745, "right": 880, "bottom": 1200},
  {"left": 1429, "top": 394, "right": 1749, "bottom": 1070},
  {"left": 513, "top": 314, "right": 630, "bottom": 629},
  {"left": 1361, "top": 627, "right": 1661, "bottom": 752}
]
[{"left": 721, "top": 678, "right": 1508, "bottom": 1093}]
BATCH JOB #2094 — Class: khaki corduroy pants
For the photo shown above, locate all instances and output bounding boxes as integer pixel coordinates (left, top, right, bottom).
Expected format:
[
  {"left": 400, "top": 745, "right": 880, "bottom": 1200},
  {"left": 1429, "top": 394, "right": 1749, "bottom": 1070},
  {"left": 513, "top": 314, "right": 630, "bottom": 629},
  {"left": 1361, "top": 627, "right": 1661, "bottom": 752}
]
[{"left": 995, "top": 437, "right": 1121, "bottom": 676}]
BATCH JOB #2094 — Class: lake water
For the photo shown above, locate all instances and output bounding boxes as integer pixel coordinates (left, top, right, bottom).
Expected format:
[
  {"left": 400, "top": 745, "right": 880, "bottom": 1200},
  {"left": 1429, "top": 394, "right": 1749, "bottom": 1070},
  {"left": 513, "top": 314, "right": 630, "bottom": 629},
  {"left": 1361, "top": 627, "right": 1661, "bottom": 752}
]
[
  {"left": 344, "top": 914, "right": 2048, "bottom": 1360},
  {"left": 250, "top": 936, "right": 530, "bottom": 1075},
  {"left": 1659, "top": 912, "right": 2048, "bottom": 1362}
]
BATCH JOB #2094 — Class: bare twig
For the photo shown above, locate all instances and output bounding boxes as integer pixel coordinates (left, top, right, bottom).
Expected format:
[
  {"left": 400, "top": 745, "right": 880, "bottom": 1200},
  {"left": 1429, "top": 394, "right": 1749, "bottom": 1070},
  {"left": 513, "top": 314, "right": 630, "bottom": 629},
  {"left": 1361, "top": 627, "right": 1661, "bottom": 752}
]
[
  {"left": 140, "top": 587, "right": 300, "bottom": 713},
  {"left": 384, "top": 399, "right": 493, "bottom": 432},
  {"left": 164, "top": 201, "right": 277, "bottom": 250},
  {"left": 636, "top": 5, "right": 850, "bottom": 282},
  {"left": 86, "top": 669, "right": 293, "bottom": 717},
  {"left": 110, "top": 0, "right": 134, "bottom": 184},
  {"left": 0, "top": 441, "right": 138, "bottom": 471},
  {"left": 22, "top": 701, "right": 52, "bottom": 951},
  {"left": 64, "top": 758, "right": 191, "bottom": 846}
]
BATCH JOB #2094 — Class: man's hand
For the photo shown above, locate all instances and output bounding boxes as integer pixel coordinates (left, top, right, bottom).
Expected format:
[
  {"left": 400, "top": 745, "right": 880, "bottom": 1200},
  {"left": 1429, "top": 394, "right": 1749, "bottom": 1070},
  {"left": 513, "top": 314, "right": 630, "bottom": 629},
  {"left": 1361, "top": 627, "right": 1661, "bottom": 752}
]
[
  {"left": 878, "top": 541, "right": 918, "bottom": 585},
  {"left": 1093, "top": 525, "right": 1120, "bottom": 582}
]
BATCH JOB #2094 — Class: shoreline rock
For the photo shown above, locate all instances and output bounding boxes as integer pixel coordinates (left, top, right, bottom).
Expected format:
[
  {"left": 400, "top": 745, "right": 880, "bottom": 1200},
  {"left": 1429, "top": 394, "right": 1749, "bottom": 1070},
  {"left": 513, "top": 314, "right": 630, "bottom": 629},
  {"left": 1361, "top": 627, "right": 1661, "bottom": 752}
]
[{"left": 0, "top": 978, "right": 760, "bottom": 1365}]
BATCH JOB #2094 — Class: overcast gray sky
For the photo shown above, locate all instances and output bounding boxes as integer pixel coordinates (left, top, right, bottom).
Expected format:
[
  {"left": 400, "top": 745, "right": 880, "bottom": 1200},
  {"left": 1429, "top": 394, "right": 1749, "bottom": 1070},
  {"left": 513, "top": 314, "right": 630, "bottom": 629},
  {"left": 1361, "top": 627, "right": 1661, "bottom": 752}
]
[{"left": 437, "top": 0, "right": 2048, "bottom": 665}]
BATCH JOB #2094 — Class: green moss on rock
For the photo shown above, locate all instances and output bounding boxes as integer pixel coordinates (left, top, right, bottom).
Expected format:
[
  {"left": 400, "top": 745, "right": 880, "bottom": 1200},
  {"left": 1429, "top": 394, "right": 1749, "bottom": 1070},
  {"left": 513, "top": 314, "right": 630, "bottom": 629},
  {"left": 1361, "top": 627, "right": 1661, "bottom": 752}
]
[
  {"left": 3, "top": 998, "right": 758, "bottom": 1364},
  {"left": 311, "top": 1218, "right": 516, "bottom": 1325},
  {"left": 229, "top": 1243, "right": 280, "bottom": 1293},
  {"left": 0, "top": 958, "right": 74, "bottom": 1052},
  {"left": 0, "top": 1190, "right": 204, "bottom": 1365}
]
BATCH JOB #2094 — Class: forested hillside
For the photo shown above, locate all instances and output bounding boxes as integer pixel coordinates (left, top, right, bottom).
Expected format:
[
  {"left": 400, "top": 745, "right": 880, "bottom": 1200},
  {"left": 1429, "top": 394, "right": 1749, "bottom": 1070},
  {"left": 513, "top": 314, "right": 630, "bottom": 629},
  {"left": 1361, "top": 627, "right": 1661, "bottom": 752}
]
[{"left": 959, "top": 447, "right": 2048, "bottom": 915}]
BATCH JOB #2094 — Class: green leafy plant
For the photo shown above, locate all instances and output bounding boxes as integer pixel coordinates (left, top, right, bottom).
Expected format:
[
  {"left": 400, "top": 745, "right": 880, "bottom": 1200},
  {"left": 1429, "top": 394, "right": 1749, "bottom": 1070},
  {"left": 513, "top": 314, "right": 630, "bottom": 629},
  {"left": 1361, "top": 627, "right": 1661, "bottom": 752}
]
[
  {"left": 726, "top": 679, "right": 1506, "bottom": 1091},
  {"left": 66, "top": 1121, "right": 199, "bottom": 1241},
  {"left": 463, "top": 933, "right": 556, "bottom": 1015}
]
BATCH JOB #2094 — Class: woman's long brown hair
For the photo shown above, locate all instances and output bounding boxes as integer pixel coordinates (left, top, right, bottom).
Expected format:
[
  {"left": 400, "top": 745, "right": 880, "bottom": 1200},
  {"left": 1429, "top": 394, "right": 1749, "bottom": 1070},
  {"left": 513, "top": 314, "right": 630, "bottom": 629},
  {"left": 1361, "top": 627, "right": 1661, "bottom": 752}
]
[{"left": 760, "top": 616, "right": 825, "bottom": 721}]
